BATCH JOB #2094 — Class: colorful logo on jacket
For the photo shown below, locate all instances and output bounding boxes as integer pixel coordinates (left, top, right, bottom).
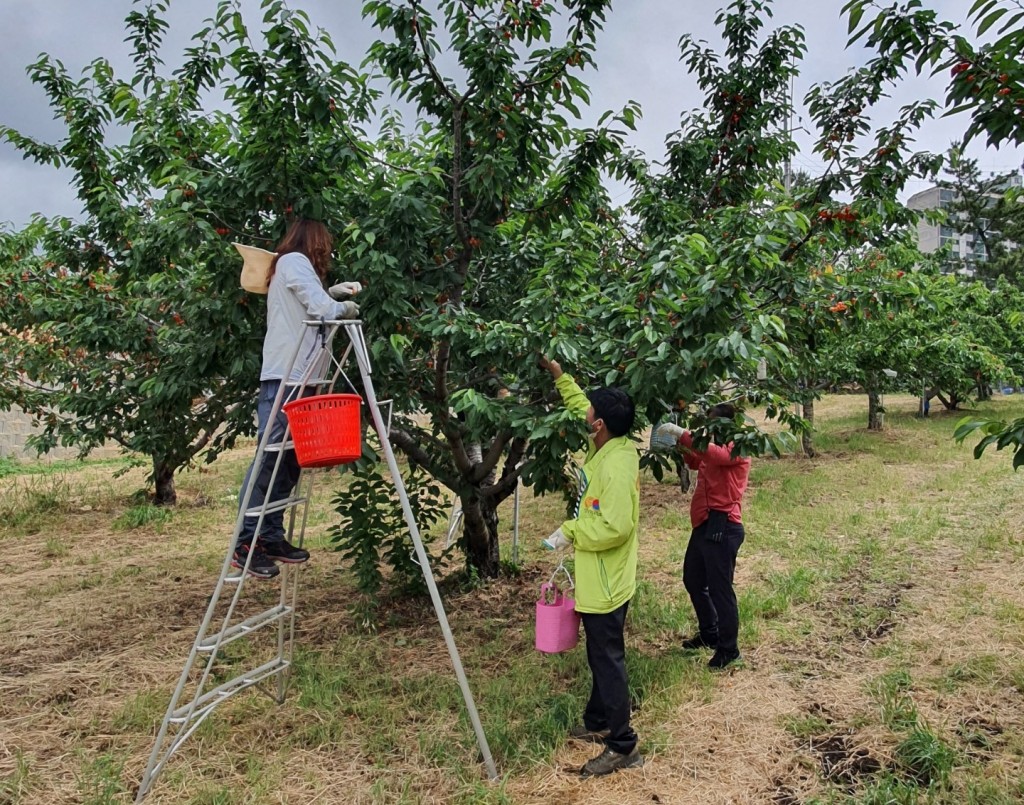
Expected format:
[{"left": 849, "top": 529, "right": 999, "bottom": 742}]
[{"left": 583, "top": 497, "right": 600, "bottom": 512}]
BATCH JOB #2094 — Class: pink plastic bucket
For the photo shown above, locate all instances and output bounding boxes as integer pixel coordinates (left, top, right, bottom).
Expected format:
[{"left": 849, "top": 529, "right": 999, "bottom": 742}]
[{"left": 535, "top": 583, "right": 581, "bottom": 654}]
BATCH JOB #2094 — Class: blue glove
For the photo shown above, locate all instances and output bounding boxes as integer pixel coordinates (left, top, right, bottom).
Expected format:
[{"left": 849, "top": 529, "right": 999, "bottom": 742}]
[{"left": 651, "top": 422, "right": 685, "bottom": 452}]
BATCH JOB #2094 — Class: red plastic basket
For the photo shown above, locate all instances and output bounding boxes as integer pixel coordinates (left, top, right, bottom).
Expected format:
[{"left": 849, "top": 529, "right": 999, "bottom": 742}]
[{"left": 282, "top": 393, "right": 362, "bottom": 468}]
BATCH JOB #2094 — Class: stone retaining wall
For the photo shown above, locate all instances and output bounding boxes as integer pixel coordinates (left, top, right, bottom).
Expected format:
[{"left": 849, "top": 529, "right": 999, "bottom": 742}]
[{"left": 0, "top": 406, "right": 120, "bottom": 461}]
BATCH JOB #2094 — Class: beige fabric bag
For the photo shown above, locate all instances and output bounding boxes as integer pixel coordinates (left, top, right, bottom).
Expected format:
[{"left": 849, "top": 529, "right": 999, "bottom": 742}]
[{"left": 232, "top": 242, "right": 276, "bottom": 294}]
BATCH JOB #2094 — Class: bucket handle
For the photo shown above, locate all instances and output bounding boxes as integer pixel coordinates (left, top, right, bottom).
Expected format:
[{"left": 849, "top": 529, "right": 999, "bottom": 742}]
[
  {"left": 547, "top": 558, "right": 574, "bottom": 592},
  {"left": 540, "top": 582, "right": 564, "bottom": 606}
]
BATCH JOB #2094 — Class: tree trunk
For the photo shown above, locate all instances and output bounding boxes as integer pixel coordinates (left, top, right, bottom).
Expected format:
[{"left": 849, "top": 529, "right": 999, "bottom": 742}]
[
  {"left": 153, "top": 457, "right": 177, "bottom": 505},
  {"left": 801, "top": 398, "right": 817, "bottom": 457},
  {"left": 461, "top": 493, "right": 500, "bottom": 578},
  {"left": 930, "top": 388, "right": 955, "bottom": 411},
  {"left": 867, "top": 389, "right": 884, "bottom": 431}
]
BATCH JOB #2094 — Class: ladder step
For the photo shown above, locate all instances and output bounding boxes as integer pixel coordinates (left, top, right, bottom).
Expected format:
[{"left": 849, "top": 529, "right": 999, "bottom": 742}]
[
  {"left": 244, "top": 496, "right": 307, "bottom": 517},
  {"left": 169, "top": 658, "right": 290, "bottom": 723},
  {"left": 263, "top": 441, "right": 295, "bottom": 453},
  {"left": 197, "top": 605, "right": 293, "bottom": 652}
]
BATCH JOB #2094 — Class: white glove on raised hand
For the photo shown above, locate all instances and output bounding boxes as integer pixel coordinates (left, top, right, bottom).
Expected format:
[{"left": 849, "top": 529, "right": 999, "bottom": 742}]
[
  {"left": 651, "top": 422, "right": 685, "bottom": 452},
  {"left": 541, "top": 527, "right": 571, "bottom": 551},
  {"left": 337, "top": 300, "right": 360, "bottom": 319},
  {"left": 328, "top": 281, "right": 363, "bottom": 299}
]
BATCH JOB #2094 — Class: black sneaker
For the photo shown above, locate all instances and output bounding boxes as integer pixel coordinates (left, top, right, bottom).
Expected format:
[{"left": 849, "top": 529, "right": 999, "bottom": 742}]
[
  {"left": 580, "top": 746, "right": 644, "bottom": 777},
  {"left": 681, "top": 633, "right": 718, "bottom": 650},
  {"left": 708, "top": 648, "right": 741, "bottom": 669},
  {"left": 232, "top": 543, "right": 280, "bottom": 579},
  {"left": 261, "top": 539, "right": 310, "bottom": 564}
]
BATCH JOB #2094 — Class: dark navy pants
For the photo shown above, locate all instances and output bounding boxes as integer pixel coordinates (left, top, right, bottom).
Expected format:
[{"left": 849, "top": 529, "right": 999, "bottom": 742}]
[{"left": 236, "top": 380, "right": 303, "bottom": 547}]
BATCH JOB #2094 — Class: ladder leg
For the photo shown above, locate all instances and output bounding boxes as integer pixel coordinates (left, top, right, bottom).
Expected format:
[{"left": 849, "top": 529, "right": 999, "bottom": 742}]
[
  {"left": 277, "top": 469, "right": 313, "bottom": 703},
  {"left": 346, "top": 323, "right": 498, "bottom": 780}
]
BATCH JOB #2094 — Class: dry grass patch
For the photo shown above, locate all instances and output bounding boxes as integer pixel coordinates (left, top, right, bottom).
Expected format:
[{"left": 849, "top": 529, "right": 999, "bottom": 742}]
[{"left": 2, "top": 393, "right": 1024, "bottom": 804}]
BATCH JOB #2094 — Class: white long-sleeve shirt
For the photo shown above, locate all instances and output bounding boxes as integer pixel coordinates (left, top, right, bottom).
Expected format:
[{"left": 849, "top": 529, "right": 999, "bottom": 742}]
[{"left": 260, "top": 252, "right": 353, "bottom": 383}]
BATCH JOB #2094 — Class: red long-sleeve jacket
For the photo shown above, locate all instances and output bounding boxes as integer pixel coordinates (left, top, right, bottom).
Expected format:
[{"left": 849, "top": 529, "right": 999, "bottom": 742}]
[{"left": 679, "top": 431, "right": 751, "bottom": 528}]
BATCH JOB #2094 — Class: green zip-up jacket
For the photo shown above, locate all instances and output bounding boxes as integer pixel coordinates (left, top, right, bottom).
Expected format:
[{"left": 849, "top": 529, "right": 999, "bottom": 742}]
[{"left": 556, "top": 373, "right": 640, "bottom": 614}]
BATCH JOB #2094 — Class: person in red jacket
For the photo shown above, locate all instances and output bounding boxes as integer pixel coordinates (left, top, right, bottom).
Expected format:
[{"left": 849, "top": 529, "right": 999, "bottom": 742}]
[{"left": 657, "top": 403, "right": 751, "bottom": 669}]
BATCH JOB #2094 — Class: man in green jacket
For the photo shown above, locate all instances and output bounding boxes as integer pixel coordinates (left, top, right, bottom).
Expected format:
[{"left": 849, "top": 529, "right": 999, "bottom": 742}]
[{"left": 540, "top": 356, "right": 643, "bottom": 777}]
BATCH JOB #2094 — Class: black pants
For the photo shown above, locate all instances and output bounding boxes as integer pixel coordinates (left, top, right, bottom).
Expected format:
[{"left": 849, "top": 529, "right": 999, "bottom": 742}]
[
  {"left": 682, "top": 519, "right": 745, "bottom": 653},
  {"left": 581, "top": 601, "right": 637, "bottom": 754}
]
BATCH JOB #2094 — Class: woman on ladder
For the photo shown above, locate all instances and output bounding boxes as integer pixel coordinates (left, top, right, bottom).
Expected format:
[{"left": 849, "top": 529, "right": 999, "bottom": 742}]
[{"left": 234, "top": 218, "right": 362, "bottom": 579}]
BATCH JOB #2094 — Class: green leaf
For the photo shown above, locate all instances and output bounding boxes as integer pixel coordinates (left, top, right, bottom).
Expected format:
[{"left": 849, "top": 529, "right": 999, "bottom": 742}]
[
  {"left": 977, "top": 7, "right": 1008, "bottom": 35},
  {"left": 847, "top": 2, "right": 865, "bottom": 34},
  {"left": 968, "top": 0, "right": 999, "bottom": 21}
]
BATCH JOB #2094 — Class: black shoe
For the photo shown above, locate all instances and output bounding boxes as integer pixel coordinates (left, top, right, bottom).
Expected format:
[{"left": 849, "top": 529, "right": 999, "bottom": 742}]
[
  {"left": 681, "top": 633, "right": 718, "bottom": 650},
  {"left": 580, "top": 746, "right": 644, "bottom": 777},
  {"left": 708, "top": 648, "right": 741, "bottom": 669},
  {"left": 261, "top": 539, "right": 310, "bottom": 564},
  {"left": 569, "top": 724, "right": 611, "bottom": 744},
  {"left": 232, "top": 543, "right": 280, "bottom": 579}
]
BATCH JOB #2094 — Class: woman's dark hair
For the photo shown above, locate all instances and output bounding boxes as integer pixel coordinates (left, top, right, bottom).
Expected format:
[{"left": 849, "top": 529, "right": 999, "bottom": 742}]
[
  {"left": 588, "top": 387, "right": 636, "bottom": 437},
  {"left": 707, "top": 402, "right": 737, "bottom": 420},
  {"left": 706, "top": 403, "right": 740, "bottom": 445},
  {"left": 267, "top": 219, "right": 333, "bottom": 284}
]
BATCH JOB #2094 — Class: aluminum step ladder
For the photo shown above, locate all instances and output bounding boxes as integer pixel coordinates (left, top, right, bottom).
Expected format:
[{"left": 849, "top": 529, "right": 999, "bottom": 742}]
[{"left": 135, "top": 319, "right": 496, "bottom": 801}]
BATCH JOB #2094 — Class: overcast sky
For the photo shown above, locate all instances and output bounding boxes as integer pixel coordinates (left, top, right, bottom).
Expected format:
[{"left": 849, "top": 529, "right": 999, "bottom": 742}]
[{"left": 1, "top": 0, "right": 1021, "bottom": 230}]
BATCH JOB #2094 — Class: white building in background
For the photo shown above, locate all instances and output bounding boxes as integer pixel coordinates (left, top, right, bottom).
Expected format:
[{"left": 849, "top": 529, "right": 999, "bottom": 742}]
[{"left": 907, "top": 171, "right": 1022, "bottom": 275}]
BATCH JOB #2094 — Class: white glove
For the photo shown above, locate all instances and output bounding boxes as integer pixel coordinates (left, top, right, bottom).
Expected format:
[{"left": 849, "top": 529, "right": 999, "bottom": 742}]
[
  {"left": 329, "top": 281, "right": 363, "bottom": 299},
  {"left": 541, "top": 527, "right": 571, "bottom": 551},
  {"left": 337, "top": 300, "right": 360, "bottom": 319},
  {"left": 651, "top": 422, "right": 685, "bottom": 452}
]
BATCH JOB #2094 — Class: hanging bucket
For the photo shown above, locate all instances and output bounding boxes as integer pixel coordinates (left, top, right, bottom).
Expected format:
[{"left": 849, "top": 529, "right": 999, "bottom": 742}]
[
  {"left": 282, "top": 393, "right": 362, "bottom": 468},
  {"left": 535, "top": 572, "right": 581, "bottom": 654}
]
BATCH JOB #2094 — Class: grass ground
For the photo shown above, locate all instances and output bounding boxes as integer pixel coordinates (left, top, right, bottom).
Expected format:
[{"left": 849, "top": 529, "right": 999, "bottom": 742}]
[{"left": 1, "top": 393, "right": 1023, "bottom": 804}]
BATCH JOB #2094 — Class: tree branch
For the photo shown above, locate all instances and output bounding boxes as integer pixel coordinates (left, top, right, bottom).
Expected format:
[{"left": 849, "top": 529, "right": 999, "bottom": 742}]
[
  {"left": 471, "top": 428, "right": 510, "bottom": 483},
  {"left": 409, "top": 0, "right": 457, "bottom": 103},
  {"left": 388, "top": 425, "right": 461, "bottom": 489},
  {"left": 501, "top": 435, "right": 528, "bottom": 482},
  {"left": 451, "top": 100, "right": 468, "bottom": 245},
  {"left": 480, "top": 457, "right": 528, "bottom": 504}
]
